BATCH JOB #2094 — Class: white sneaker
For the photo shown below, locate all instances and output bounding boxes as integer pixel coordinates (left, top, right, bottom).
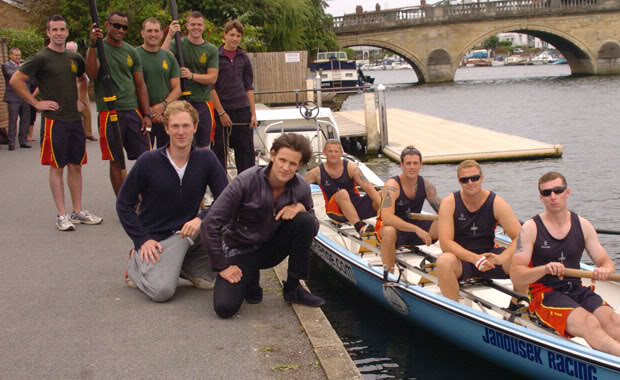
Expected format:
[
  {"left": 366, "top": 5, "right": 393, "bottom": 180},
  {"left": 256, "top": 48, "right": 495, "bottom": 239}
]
[
  {"left": 56, "top": 214, "right": 75, "bottom": 231},
  {"left": 70, "top": 209, "right": 103, "bottom": 225},
  {"left": 180, "top": 270, "right": 215, "bottom": 290}
]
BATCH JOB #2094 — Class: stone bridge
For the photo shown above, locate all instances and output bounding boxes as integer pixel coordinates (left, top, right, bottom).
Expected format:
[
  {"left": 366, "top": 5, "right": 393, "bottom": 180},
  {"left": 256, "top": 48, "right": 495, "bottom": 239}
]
[{"left": 333, "top": 0, "right": 620, "bottom": 83}]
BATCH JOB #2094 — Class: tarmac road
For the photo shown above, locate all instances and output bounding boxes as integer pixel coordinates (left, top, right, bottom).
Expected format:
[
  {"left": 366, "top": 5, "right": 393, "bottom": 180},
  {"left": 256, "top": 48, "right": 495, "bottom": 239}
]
[{"left": 0, "top": 120, "right": 328, "bottom": 380}]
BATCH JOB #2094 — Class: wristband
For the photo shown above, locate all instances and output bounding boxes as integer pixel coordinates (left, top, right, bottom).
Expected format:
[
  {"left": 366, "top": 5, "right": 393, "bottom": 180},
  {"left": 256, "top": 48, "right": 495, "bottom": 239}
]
[
  {"left": 162, "top": 100, "right": 168, "bottom": 108},
  {"left": 218, "top": 111, "right": 226, "bottom": 117},
  {"left": 475, "top": 257, "right": 488, "bottom": 270},
  {"left": 190, "top": 73, "right": 194, "bottom": 81}
]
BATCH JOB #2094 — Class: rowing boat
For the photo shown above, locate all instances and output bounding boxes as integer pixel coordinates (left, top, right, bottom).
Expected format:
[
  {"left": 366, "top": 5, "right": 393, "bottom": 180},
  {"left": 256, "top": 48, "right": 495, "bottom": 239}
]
[{"left": 311, "top": 185, "right": 620, "bottom": 379}]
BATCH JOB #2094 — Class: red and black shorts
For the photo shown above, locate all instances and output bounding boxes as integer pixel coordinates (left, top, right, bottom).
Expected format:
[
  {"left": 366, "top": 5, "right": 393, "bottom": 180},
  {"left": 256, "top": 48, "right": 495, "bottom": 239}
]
[
  {"left": 459, "top": 247, "right": 509, "bottom": 281},
  {"left": 40, "top": 118, "right": 87, "bottom": 168},
  {"left": 98, "top": 110, "right": 151, "bottom": 161},
  {"left": 190, "top": 100, "right": 215, "bottom": 148},
  {"left": 325, "top": 193, "right": 376, "bottom": 223},
  {"left": 376, "top": 219, "right": 434, "bottom": 247},
  {"left": 529, "top": 284, "right": 609, "bottom": 337}
]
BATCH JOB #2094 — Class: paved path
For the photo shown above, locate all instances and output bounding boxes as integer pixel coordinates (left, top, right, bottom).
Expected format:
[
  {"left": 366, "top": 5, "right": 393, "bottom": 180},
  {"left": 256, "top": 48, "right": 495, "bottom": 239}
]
[{"left": 0, "top": 123, "right": 329, "bottom": 380}]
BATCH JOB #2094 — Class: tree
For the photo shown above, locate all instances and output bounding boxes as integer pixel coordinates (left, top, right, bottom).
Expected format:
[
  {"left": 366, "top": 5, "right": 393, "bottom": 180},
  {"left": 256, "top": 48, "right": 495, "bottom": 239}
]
[
  {"left": 483, "top": 35, "right": 499, "bottom": 51},
  {"left": 0, "top": 28, "right": 45, "bottom": 58},
  {"left": 262, "top": 0, "right": 311, "bottom": 51}
]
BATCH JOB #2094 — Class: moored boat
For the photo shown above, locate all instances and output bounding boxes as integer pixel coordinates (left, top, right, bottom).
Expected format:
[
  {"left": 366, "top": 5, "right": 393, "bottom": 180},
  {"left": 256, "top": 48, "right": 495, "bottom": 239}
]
[{"left": 310, "top": 185, "right": 620, "bottom": 379}]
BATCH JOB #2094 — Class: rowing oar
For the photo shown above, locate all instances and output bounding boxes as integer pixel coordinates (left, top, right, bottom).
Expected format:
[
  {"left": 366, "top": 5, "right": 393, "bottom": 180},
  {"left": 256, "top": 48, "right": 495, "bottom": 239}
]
[
  {"left": 88, "top": 0, "right": 127, "bottom": 178},
  {"left": 409, "top": 212, "right": 438, "bottom": 221},
  {"left": 563, "top": 268, "right": 620, "bottom": 282},
  {"left": 518, "top": 219, "right": 620, "bottom": 236},
  {"left": 169, "top": 0, "right": 191, "bottom": 100}
]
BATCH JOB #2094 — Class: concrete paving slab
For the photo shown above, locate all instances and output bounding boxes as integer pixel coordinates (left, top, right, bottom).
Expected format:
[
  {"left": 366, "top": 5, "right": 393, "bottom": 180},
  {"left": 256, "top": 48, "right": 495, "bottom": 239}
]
[{"left": 0, "top": 113, "right": 330, "bottom": 380}]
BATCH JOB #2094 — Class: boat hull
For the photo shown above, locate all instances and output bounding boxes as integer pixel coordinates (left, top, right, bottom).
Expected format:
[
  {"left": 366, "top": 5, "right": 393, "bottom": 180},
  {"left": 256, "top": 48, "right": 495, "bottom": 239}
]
[{"left": 312, "top": 232, "right": 620, "bottom": 380}]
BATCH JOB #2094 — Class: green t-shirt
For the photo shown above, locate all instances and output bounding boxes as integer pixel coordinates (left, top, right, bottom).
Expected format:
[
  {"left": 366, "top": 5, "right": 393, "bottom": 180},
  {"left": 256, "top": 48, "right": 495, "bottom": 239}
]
[
  {"left": 19, "top": 47, "right": 85, "bottom": 121},
  {"left": 170, "top": 37, "right": 218, "bottom": 102},
  {"left": 137, "top": 47, "right": 180, "bottom": 106},
  {"left": 93, "top": 40, "right": 142, "bottom": 111}
]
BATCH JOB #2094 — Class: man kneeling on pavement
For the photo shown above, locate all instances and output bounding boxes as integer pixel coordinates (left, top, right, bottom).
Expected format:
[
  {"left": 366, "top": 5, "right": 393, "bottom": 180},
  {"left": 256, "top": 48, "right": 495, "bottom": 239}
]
[
  {"left": 117, "top": 100, "right": 228, "bottom": 302},
  {"left": 203, "top": 133, "right": 325, "bottom": 319}
]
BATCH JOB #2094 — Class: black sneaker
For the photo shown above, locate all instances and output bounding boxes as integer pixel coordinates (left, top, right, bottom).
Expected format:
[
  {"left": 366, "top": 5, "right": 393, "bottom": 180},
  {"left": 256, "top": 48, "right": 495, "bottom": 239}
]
[
  {"left": 245, "top": 284, "right": 263, "bottom": 304},
  {"left": 283, "top": 281, "right": 325, "bottom": 307}
]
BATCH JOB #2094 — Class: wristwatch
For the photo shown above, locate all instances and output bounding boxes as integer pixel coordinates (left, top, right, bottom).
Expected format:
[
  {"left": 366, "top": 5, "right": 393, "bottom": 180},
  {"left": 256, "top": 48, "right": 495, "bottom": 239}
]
[{"left": 144, "top": 112, "right": 153, "bottom": 119}]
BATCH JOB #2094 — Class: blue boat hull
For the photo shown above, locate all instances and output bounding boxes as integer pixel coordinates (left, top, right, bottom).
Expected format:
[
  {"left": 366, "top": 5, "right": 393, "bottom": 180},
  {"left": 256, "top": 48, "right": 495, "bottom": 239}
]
[{"left": 312, "top": 232, "right": 620, "bottom": 380}]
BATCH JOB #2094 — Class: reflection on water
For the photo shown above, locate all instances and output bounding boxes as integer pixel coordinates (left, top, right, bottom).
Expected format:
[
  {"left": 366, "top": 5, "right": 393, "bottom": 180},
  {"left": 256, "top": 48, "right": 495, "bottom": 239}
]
[{"left": 310, "top": 66, "right": 620, "bottom": 379}]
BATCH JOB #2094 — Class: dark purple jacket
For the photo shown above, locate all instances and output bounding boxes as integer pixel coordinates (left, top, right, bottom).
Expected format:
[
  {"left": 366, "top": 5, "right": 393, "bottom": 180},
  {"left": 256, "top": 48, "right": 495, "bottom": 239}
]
[
  {"left": 116, "top": 145, "right": 229, "bottom": 250},
  {"left": 213, "top": 45, "right": 253, "bottom": 109},
  {"left": 202, "top": 164, "right": 318, "bottom": 271}
]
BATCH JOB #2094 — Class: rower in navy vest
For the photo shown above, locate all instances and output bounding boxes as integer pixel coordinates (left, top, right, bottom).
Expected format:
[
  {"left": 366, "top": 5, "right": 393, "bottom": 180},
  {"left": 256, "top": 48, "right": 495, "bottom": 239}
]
[
  {"left": 376, "top": 146, "right": 442, "bottom": 271},
  {"left": 436, "top": 159, "right": 527, "bottom": 306},
  {"left": 305, "top": 139, "right": 381, "bottom": 235},
  {"left": 511, "top": 172, "right": 620, "bottom": 356}
]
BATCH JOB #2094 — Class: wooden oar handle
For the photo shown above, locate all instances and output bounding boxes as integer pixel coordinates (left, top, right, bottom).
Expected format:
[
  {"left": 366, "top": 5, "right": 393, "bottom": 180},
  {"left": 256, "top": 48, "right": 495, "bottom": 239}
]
[
  {"left": 408, "top": 213, "right": 439, "bottom": 221},
  {"left": 563, "top": 268, "right": 620, "bottom": 282}
]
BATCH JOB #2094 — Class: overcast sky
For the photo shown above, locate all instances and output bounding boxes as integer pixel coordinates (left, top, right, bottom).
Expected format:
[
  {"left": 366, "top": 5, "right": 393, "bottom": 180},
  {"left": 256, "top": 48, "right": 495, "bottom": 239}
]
[{"left": 325, "top": 0, "right": 421, "bottom": 17}]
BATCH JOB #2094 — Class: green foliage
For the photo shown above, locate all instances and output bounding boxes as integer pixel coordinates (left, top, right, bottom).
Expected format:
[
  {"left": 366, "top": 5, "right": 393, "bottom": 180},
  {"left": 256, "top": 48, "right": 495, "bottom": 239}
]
[
  {"left": 303, "top": 0, "right": 338, "bottom": 58},
  {"left": 0, "top": 28, "right": 45, "bottom": 58},
  {"left": 483, "top": 35, "right": 499, "bottom": 50},
  {"left": 263, "top": 0, "right": 311, "bottom": 51},
  {"left": 498, "top": 40, "right": 512, "bottom": 47},
  {"left": 343, "top": 48, "right": 356, "bottom": 59}
]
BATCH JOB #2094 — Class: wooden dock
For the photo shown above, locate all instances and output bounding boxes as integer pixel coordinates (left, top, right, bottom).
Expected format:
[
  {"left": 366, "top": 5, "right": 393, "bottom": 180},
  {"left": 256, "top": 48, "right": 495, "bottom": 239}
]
[{"left": 334, "top": 108, "right": 563, "bottom": 164}]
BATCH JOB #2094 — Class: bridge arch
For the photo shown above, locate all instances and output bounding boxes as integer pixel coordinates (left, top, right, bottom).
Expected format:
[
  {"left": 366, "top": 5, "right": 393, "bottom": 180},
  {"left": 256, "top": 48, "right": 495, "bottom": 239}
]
[
  {"left": 340, "top": 39, "right": 428, "bottom": 83},
  {"left": 456, "top": 25, "right": 595, "bottom": 77}
]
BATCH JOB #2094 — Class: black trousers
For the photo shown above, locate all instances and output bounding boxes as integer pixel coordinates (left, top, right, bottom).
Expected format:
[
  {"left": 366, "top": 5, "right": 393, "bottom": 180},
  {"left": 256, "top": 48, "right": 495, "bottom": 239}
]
[
  {"left": 212, "top": 106, "right": 255, "bottom": 174},
  {"left": 6, "top": 100, "right": 30, "bottom": 148},
  {"left": 149, "top": 122, "right": 169, "bottom": 149},
  {"left": 213, "top": 212, "right": 316, "bottom": 318}
]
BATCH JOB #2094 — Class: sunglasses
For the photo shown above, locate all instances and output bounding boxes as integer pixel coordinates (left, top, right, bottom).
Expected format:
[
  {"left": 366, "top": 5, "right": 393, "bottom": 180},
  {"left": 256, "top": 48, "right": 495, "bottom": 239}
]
[
  {"left": 111, "top": 22, "right": 129, "bottom": 31},
  {"left": 540, "top": 186, "right": 566, "bottom": 197},
  {"left": 458, "top": 174, "right": 481, "bottom": 184}
]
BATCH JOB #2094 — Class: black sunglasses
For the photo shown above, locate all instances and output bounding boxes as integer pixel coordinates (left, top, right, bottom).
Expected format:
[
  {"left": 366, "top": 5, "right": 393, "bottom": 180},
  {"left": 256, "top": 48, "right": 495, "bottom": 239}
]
[
  {"left": 540, "top": 186, "right": 566, "bottom": 197},
  {"left": 111, "top": 22, "right": 129, "bottom": 31},
  {"left": 458, "top": 174, "right": 481, "bottom": 184}
]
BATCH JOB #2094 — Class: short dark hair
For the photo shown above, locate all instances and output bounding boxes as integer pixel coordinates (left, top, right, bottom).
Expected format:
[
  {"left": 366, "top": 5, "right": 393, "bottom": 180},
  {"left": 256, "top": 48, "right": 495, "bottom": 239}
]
[
  {"left": 189, "top": 11, "right": 204, "bottom": 20},
  {"left": 47, "top": 14, "right": 67, "bottom": 30},
  {"left": 224, "top": 20, "right": 244, "bottom": 34},
  {"left": 400, "top": 145, "right": 422, "bottom": 162},
  {"left": 538, "top": 171, "right": 567, "bottom": 190},
  {"left": 271, "top": 133, "right": 312, "bottom": 166},
  {"left": 142, "top": 17, "right": 161, "bottom": 30},
  {"left": 108, "top": 11, "right": 128, "bottom": 21}
]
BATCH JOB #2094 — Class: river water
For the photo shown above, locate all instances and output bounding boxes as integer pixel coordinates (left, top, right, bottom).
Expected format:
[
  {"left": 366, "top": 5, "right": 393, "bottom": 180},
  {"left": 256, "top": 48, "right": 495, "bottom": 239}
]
[{"left": 307, "top": 65, "right": 620, "bottom": 379}]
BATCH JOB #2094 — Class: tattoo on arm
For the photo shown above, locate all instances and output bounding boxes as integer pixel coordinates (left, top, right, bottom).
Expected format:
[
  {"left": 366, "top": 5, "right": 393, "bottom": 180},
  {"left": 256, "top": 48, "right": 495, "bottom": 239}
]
[
  {"left": 384, "top": 185, "right": 398, "bottom": 193},
  {"left": 516, "top": 228, "right": 524, "bottom": 252},
  {"left": 382, "top": 191, "right": 393, "bottom": 209},
  {"left": 424, "top": 180, "right": 441, "bottom": 213},
  {"left": 354, "top": 167, "right": 370, "bottom": 185}
]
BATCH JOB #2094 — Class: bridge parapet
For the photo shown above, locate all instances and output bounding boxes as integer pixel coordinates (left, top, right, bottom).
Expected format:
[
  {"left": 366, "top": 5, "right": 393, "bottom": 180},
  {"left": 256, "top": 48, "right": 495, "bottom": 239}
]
[{"left": 333, "top": 0, "right": 616, "bottom": 32}]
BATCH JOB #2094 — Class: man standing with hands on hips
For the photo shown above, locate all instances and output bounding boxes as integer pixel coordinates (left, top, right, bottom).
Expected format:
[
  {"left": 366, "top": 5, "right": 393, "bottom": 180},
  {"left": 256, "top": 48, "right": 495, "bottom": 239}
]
[
  {"left": 163, "top": 11, "right": 218, "bottom": 149},
  {"left": 211, "top": 20, "right": 258, "bottom": 173},
  {"left": 86, "top": 11, "right": 152, "bottom": 196}
]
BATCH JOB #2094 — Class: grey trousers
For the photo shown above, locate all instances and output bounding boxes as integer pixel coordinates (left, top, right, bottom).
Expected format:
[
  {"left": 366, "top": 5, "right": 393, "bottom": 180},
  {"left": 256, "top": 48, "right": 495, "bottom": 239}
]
[
  {"left": 127, "top": 233, "right": 215, "bottom": 302},
  {"left": 6, "top": 100, "right": 30, "bottom": 148}
]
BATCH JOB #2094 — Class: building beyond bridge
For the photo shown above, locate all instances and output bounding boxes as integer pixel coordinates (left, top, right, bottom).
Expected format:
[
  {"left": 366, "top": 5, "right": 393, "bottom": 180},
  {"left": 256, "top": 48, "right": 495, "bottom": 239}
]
[{"left": 334, "top": 0, "right": 620, "bottom": 83}]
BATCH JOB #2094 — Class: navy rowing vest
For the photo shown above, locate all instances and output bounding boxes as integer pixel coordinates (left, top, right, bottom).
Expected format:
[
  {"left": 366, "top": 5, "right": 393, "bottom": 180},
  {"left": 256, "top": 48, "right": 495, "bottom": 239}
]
[
  {"left": 393, "top": 175, "right": 426, "bottom": 222},
  {"left": 319, "top": 159, "right": 359, "bottom": 200},
  {"left": 453, "top": 191, "right": 497, "bottom": 253},
  {"left": 531, "top": 212, "right": 584, "bottom": 290}
]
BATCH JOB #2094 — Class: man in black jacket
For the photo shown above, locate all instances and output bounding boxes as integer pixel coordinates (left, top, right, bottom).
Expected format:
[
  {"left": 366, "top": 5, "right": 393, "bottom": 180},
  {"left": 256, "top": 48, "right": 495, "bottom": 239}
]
[
  {"left": 203, "top": 133, "right": 325, "bottom": 319},
  {"left": 116, "top": 100, "right": 228, "bottom": 302}
]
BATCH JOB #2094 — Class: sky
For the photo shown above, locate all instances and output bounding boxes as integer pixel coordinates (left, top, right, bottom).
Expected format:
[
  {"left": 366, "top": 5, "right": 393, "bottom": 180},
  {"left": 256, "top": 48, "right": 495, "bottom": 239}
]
[{"left": 325, "top": 0, "right": 421, "bottom": 17}]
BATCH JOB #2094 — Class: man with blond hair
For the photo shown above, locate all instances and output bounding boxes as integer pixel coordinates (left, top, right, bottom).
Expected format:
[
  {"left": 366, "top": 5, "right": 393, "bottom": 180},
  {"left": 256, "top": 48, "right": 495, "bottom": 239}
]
[
  {"left": 305, "top": 139, "right": 381, "bottom": 235},
  {"left": 511, "top": 172, "right": 620, "bottom": 356},
  {"left": 116, "top": 100, "right": 228, "bottom": 302},
  {"left": 436, "top": 160, "right": 526, "bottom": 306}
]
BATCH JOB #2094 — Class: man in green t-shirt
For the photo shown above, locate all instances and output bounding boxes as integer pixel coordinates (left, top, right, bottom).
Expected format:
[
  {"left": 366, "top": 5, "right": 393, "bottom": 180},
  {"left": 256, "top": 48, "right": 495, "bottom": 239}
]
[
  {"left": 162, "top": 11, "right": 218, "bottom": 149},
  {"left": 138, "top": 17, "right": 181, "bottom": 148},
  {"left": 10, "top": 15, "right": 103, "bottom": 231},
  {"left": 86, "top": 11, "right": 153, "bottom": 196}
]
